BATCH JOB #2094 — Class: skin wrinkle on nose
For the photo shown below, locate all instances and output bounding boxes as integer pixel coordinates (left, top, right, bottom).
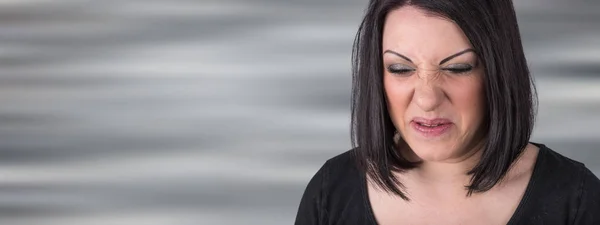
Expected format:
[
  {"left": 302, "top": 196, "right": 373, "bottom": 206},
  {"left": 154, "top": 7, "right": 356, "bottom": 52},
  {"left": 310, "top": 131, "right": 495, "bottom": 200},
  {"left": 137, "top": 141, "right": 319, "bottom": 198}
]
[
  {"left": 416, "top": 67, "right": 443, "bottom": 82},
  {"left": 414, "top": 68, "right": 446, "bottom": 112}
]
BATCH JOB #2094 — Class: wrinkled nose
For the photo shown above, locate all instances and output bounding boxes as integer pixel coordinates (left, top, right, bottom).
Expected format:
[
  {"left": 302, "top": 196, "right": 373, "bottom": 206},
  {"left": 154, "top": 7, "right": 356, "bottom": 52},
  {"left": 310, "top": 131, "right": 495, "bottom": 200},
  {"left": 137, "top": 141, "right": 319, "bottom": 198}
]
[{"left": 413, "top": 70, "right": 445, "bottom": 112}]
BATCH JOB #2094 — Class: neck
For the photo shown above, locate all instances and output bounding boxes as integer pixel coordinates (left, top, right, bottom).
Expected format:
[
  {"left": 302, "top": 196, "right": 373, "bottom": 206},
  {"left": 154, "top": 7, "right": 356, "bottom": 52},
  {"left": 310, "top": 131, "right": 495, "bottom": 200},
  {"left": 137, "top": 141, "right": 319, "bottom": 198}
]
[
  {"left": 413, "top": 148, "right": 482, "bottom": 185},
  {"left": 397, "top": 139, "right": 484, "bottom": 187}
]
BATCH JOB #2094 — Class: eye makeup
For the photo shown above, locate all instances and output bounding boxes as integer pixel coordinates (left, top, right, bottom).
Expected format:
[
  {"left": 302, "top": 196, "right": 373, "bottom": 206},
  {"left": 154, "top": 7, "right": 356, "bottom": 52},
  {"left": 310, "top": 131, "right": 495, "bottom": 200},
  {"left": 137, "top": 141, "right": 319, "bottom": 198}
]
[
  {"left": 442, "top": 63, "right": 474, "bottom": 74},
  {"left": 387, "top": 63, "right": 416, "bottom": 75},
  {"left": 383, "top": 48, "right": 479, "bottom": 76}
]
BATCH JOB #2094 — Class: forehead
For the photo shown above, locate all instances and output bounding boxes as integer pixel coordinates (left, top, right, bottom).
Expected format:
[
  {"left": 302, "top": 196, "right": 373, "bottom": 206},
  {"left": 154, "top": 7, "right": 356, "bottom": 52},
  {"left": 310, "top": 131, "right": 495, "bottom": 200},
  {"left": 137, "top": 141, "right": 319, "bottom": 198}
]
[{"left": 382, "top": 6, "right": 472, "bottom": 56}]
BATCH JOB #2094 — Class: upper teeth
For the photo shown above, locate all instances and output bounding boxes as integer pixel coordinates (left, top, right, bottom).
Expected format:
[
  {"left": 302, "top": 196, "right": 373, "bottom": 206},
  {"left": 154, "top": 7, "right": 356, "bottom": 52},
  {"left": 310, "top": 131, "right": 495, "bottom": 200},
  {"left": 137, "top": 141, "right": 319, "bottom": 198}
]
[{"left": 422, "top": 123, "right": 439, "bottom": 127}]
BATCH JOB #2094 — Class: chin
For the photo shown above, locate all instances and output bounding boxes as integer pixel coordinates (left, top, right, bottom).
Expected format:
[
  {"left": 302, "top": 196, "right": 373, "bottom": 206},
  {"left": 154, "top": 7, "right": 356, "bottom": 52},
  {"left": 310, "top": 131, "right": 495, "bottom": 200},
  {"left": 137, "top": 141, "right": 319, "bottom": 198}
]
[{"left": 404, "top": 138, "right": 462, "bottom": 162}]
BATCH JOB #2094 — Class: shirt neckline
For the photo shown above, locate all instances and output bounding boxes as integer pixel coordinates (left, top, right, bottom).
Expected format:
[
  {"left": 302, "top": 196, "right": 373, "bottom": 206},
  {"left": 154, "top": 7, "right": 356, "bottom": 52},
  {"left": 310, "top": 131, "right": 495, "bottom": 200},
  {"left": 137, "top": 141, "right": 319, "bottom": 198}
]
[{"left": 359, "top": 143, "right": 547, "bottom": 225}]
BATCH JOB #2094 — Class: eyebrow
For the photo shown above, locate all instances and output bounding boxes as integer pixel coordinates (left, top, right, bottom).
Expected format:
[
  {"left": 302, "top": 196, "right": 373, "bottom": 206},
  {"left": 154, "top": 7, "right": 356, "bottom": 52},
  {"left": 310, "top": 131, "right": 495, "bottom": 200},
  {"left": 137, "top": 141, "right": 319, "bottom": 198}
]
[
  {"left": 383, "top": 48, "right": 476, "bottom": 65},
  {"left": 383, "top": 50, "right": 413, "bottom": 63},
  {"left": 438, "top": 48, "right": 475, "bottom": 65}
]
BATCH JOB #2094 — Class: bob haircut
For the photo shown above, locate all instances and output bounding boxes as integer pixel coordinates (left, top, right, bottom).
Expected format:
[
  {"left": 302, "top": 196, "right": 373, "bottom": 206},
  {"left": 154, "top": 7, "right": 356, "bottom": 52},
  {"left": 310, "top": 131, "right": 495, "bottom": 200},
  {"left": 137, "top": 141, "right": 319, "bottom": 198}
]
[{"left": 350, "top": 0, "right": 536, "bottom": 200}]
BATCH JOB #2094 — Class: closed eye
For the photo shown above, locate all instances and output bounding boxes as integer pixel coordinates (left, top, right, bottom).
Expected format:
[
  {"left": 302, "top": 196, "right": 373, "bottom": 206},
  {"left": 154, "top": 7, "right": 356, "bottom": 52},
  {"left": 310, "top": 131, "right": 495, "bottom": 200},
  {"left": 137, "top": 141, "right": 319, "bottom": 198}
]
[
  {"left": 442, "top": 64, "right": 473, "bottom": 74},
  {"left": 387, "top": 64, "right": 415, "bottom": 76}
]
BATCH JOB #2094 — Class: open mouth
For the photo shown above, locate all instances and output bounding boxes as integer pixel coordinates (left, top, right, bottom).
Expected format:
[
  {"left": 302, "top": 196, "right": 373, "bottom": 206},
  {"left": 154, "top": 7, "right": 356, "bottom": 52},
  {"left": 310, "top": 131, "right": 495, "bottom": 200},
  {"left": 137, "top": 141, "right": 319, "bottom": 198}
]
[
  {"left": 416, "top": 122, "right": 446, "bottom": 127},
  {"left": 411, "top": 119, "right": 453, "bottom": 138}
]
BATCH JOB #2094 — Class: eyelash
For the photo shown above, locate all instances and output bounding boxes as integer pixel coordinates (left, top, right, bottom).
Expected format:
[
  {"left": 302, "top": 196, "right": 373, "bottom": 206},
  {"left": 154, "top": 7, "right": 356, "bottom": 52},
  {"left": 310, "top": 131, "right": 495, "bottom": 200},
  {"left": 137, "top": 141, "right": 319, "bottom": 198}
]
[
  {"left": 387, "top": 65, "right": 415, "bottom": 76},
  {"left": 444, "top": 65, "right": 473, "bottom": 74},
  {"left": 386, "top": 64, "right": 473, "bottom": 75}
]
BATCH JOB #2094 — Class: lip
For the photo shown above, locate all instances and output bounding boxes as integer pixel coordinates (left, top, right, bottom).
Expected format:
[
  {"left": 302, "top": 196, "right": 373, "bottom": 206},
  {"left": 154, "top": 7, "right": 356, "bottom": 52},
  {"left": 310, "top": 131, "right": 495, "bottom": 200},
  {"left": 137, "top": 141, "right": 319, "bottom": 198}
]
[{"left": 410, "top": 117, "right": 453, "bottom": 138}]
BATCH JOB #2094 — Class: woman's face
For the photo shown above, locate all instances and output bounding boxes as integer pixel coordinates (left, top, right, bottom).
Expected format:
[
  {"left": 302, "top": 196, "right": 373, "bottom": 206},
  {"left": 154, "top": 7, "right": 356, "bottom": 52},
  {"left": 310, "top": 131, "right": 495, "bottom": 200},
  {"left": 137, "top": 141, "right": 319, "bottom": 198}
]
[{"left": 382, "top": 6, "right": 486, "bottom": 163}]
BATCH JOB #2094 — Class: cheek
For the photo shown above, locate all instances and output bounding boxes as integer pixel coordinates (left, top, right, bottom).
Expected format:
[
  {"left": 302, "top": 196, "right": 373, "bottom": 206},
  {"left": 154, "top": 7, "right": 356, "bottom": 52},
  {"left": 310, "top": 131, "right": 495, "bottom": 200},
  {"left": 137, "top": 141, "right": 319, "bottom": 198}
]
[
  {"left": 447, "top": 77, "right": 485, "bottom": 128},
  {"left": 384, "top": 76, "right": 413, "bottom": 127}
]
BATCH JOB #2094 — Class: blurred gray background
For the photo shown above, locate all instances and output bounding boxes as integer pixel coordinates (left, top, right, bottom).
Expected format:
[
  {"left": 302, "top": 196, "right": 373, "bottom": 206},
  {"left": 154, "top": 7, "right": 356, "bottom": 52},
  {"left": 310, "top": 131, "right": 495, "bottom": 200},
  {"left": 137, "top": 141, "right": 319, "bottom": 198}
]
[{"left": 1, "top": 0, "right": 599, "bottom": 224}]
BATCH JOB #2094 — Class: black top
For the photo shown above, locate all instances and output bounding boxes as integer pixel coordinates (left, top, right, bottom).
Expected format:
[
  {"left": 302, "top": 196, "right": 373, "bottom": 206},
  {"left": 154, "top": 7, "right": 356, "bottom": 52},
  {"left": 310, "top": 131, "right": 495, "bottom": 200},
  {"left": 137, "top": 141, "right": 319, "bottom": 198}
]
[{"left": 295, "top": 143, "right": 600, "bottom": 225}]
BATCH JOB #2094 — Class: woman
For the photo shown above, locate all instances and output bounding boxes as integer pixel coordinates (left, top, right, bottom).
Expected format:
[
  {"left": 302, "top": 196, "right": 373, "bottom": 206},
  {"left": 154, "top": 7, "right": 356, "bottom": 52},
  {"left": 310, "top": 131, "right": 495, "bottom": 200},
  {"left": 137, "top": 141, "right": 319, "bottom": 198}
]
[{"left": 295, "top": 0, "right": 600, "bottom": 224}]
